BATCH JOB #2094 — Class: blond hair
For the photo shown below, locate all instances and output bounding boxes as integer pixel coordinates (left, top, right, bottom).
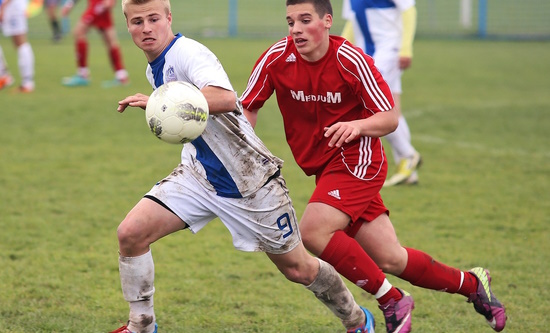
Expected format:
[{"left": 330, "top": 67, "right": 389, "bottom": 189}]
[{"left": 122, "top": 0, "right": 171, "bottom": 16}]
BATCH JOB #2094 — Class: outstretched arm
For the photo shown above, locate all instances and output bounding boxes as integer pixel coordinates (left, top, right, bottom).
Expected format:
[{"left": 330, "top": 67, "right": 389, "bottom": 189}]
[
  {"left": 117, "top": 85, "right": 240, "bottom": 114},
  {"left": 200, "top": 86, "right": 240, "bottom": 115}
]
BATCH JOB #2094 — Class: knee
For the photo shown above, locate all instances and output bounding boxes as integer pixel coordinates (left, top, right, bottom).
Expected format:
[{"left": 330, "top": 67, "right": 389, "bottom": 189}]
[
  {"left": 117, "top": 216, "right": 149, "bottom": 255},
  {"left": 280, "top": 267, "right": 303, "bottom": 284},
  {"left": 74, "top": 27, "right": 86, "bottom": 40},
  {"left": 279, "top": 263, "right": 316, "bottom": 286},
  {"left": 298, "top": 222, "right": 318, "bottom": 250},
  {"left": 375, "top": 248, "right": 408, "bottom": 275}
]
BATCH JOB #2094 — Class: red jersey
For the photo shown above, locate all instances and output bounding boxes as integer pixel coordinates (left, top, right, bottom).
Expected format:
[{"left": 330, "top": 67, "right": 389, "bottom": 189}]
[{"left": 241, "top": 35, "right": 394, "bottom": 178}]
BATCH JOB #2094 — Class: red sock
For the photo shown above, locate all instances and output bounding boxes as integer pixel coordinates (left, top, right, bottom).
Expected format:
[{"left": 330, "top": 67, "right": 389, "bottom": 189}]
[
  {"left": 399, "top": 247, "right": 478, "bottom": 297},
  {"left": 76, "top": 39, "right": 88, "bottom": 69},
  {"left": 319, "top": 231, "right": 401, "bottom": 304},
  {"left": 109, "top": 46, "right": 125, "bottom": 72}
]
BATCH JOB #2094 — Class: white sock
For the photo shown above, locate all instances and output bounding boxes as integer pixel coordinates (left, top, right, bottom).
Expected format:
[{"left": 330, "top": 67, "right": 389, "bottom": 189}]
[
  {"left": 374, "top": 278, "right": 393, "bottom": 299},
  {"left": 306, "top": 258, "right": 365, "bottom": 329},
  {"left": 77, "top": 67, "right": 90, "bottom": 78},
  {"left": 119, "top": 250, "right": 156, "bottom": 333},
  {"left": 385, "top": 115, "right": 416, "bottom": 163},
  {"left": 0, "top": 45, "right": 8, "bottom": 75},
  {"left": 115, "top": 69, "right": 128, "bottom": 81},
  {"left": 17, "top": 42, "right": 34, "bottom": 89}
]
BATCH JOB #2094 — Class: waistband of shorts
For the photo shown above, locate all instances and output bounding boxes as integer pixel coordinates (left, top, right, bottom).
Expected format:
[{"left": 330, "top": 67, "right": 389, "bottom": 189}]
[{"left": 263, "top": 169, "right": 281, "bottom": 187}]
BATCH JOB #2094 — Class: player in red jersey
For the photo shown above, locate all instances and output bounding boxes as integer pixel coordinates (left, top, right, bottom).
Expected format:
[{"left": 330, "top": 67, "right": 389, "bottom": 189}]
[
  {"left": 61, "top": 0, "right": 129, "bottom": 87},
  {"left": 241, "top": 1, "right": 507, "bottom": 332}
]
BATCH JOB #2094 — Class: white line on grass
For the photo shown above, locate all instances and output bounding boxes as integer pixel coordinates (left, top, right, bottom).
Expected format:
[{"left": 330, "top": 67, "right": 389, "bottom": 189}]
[{"left": 414, "top": 134, "right": 550, "bottom": 159}]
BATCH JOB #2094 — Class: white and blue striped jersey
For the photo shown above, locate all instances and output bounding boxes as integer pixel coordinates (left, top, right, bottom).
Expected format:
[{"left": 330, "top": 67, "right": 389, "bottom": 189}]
[
  {"left": 342, "top": 0, "right": 414, "bottom": 56},
  {"left": 146, "top": 34, "right": 283, "bottom": 198}
]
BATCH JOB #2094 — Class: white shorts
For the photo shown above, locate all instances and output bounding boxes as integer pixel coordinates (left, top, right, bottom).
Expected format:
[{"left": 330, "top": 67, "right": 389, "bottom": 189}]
[
  {"left": 373, "top": 47, "right": 402, "bottom": 94},
  {"left": 1, "top": 0, "right": 29, "bottom": 37},
  {"left": 145, "top": 164, "right": 301, "bottom": 254}
]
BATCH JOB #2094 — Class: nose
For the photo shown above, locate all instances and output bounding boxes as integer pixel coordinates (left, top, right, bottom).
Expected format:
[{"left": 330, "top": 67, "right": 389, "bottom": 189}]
[
  {"left": 290, "top": 22, "right": 302, "bottom": 35},
  {"left": 142, "top": 21, "right": 153, "bottom": 33}
]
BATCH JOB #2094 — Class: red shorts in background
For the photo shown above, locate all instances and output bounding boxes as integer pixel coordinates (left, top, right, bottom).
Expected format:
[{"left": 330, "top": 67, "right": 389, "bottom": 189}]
[{"left": 81, "top": 4, "right": 113, "bottom": 30}]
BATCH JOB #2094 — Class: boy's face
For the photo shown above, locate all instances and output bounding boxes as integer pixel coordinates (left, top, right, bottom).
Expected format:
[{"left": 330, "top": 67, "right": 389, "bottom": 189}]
[
  {"left": 124, "top": 0, "right": 174, "bottom": 62},
  {"left": 286, "top": 2, "right": 332, "bottom": 62}
]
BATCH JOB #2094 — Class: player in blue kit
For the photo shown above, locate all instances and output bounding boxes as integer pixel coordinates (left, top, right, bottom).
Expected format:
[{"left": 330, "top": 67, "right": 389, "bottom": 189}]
[{"left": 109, "top": 0, "right": 375, "bottom": 332}]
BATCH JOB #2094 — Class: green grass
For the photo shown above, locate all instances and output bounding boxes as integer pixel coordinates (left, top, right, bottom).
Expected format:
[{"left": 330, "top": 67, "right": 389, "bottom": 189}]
[{"left": 1, "top": 35, "right": 549, "bottom": 332}]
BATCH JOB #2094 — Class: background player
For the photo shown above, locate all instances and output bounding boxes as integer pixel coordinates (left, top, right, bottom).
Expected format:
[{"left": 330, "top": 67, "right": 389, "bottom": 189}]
[
  {"left": 44, "top": 0, "right": 71, "bottom": 41},
  {"left": 342, "top": 0, "right": 421, "bottom": 186},
  {"left": 0, "top": 0, "right": 35, "bottom": 92},
  {"left": 0, "top": 44, "right": 13, "bottom": 89},
  {"left": 241, "top": 0, "right": 507, "bottom": 332},
  {"left": 109, "top": 0, "right": 375, "bottom": 332},
  {"left": 62, "top": 0, "right": 129, "bottom": 87}
]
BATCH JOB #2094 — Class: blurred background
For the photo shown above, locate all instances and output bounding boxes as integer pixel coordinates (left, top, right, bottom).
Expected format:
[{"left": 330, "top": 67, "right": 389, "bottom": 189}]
[{"left": 26, "top": 0, "right": 550, "bottom": 41}]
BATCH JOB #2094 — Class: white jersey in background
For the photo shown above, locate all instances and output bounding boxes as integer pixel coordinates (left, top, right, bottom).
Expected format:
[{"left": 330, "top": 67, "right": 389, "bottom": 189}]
[
  {"left": 146, "top": 34, "right": 283, "bottom": 198},
  {"left": 1, "top": 0, "right": 29, "bottom": 36},
  {"left": 342, "top": 0, "right": 414, "bottom": 57}
]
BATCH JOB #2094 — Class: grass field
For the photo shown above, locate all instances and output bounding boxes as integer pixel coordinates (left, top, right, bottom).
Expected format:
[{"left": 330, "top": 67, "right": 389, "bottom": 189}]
[{"left": 1, "top": 26, "right": 549, "bottom": 333}]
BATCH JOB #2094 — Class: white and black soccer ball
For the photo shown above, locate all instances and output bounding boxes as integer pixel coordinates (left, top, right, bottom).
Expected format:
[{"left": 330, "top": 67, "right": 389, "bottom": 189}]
[{"left": 145, "top": 81, "right": 209, "bottom": 144}]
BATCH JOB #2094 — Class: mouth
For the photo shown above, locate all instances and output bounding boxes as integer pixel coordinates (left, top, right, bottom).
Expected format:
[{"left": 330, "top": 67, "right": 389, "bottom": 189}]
[
  {"left": 142, "top": 37, "right": 155, "bottom": 43},
  {"left": 294, "top": 37, "right": 307, "bottom": 47}
]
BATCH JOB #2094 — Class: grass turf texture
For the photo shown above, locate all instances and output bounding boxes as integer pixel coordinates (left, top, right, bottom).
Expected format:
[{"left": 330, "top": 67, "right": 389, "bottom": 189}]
[{"left": 0, "top": 35, "right": 549, "bottom": 332}]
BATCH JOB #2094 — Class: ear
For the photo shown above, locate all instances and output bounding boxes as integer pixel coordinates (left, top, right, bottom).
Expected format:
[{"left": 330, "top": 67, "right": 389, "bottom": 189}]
[{"left": 324, "top": 13, "right": 333, "bottom": 29}]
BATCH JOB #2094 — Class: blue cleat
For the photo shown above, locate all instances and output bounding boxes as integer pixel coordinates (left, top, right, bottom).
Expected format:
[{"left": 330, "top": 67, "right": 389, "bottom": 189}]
[
  {"left": 347, "top": 306, "right": 375, "bottom": 333},
  {"left": 102, "top": 77, "right": 130, "bottom": 88},
  {"left": 62, "top": 74, "right": 90, "bottom": 87}
]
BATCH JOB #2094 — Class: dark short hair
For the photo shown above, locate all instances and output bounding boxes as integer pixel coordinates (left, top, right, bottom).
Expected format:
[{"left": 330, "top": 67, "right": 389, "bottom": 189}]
[{"left": 286, "top": 0, "right": 333, "bottom": 17}]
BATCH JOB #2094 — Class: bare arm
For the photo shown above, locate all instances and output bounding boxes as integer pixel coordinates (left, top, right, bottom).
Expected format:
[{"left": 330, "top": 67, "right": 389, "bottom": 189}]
[
  {"left": 200, "top": 86, "right": 239, "bottom": 115},
  {"left": 324, "top": 108, "right": 399, "bottom": 148},
  {"left": 243, "top": 108, "right": 259, "bottom": 128},
  {"left": 117, "top": 86, "right": 238, "bottom": 114}
]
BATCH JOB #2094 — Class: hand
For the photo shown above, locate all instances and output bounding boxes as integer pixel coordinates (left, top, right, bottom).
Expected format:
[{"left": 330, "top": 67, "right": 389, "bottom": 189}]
[
  {"left": 324, "top": 121, "right": 361, "bottom": 148},
  {"left": 399, "top": 56, "right": 412, "bottom": 70},
  {"left": 118, "top": 93, "right": 149, "bottom": 113}
]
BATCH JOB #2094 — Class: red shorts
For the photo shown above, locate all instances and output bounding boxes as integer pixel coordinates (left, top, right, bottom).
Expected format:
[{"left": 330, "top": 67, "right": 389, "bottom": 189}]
[
  {"left": 309, "top": 148, "right": 390, "bottom": 231},
  {"left": 81, "top": 4, "right": 113, "bottom": 30}
]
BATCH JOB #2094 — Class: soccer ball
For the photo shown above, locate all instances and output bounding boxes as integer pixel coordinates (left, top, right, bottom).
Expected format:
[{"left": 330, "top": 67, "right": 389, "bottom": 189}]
[{"left": 145, "top": 81, "right": 209, "bottom": 144}]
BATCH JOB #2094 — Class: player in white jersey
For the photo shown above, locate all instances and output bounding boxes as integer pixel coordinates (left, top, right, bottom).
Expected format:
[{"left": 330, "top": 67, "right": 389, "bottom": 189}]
[
  {"left": 109, "top": 1, "right": 375, "bottom": 332},
  {"left": 0, "top": 44, "right": 13, "bottom": 89},
  {"left": 0, "top": 0, "right": 35, "bottom": 92},
  {"left": 342, "top": 0, "right": 420, "bottom": 186}
]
